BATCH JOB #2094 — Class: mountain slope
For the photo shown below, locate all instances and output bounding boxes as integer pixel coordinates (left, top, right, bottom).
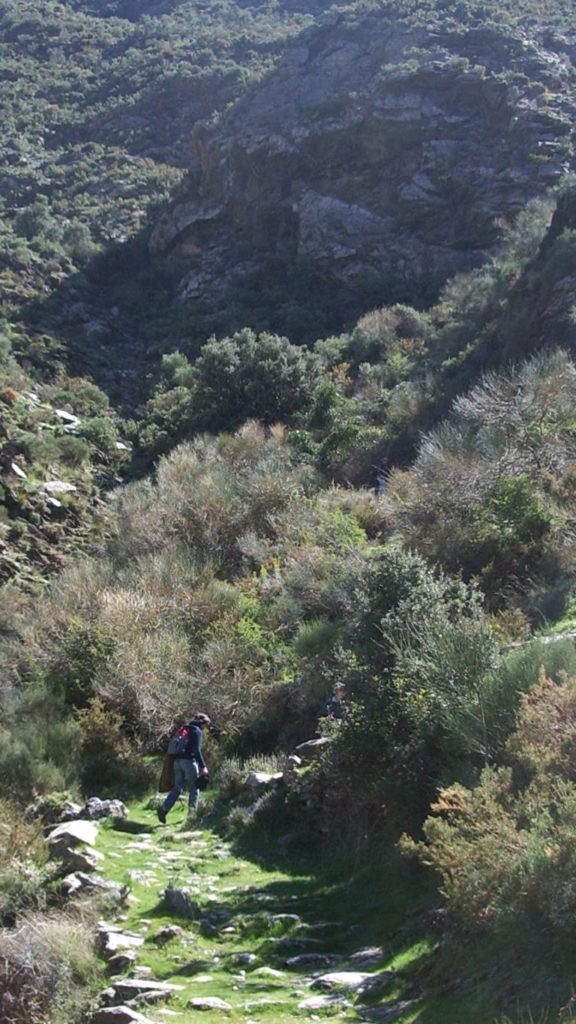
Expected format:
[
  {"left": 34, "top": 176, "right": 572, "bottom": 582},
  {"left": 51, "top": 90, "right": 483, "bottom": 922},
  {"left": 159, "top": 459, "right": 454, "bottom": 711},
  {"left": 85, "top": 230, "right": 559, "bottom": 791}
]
[{"left": 150, "top": 3, "right": 576, "bottom": 311}]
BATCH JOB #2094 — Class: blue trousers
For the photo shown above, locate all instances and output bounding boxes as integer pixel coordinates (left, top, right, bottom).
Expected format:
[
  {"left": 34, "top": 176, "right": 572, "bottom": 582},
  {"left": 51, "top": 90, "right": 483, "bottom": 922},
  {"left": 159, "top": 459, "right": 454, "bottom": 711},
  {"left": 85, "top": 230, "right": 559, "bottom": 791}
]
[{"left": 162, "top": 758, "right": 199, "bottom": 813}]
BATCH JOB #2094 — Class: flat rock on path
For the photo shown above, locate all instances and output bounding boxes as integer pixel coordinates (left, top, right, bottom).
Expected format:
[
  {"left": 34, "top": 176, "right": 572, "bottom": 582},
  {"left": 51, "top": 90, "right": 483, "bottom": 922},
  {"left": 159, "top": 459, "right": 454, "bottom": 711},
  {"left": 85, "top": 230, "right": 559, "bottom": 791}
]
[
  {"left": 89, "top": 1007, "right": 155, "bottom": 1024},
  {"left": 299, "top": 994, "right": 352, "bottom": 1010},
  {"left": 48, "top": 819, "right": 99, "bottom": 847},
  {"left": 98, "top": 923, "right": 146, "bottom": 956},
  {"left": 106, "top": 978, "right": 185, "bottom": 1002},
  {"left": 188, "top": 996, "right": 233, "bottom": 1012},
  {"left": 311, "top": 970, "right": 375, "bottom": 990}
]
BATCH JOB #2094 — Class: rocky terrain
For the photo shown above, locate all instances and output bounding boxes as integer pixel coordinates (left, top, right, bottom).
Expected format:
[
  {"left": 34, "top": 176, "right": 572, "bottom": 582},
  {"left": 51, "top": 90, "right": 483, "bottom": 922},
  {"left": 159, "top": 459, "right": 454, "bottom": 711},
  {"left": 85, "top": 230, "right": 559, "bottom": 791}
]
[
  {"left": 27, "top": 746, "right": 409, "bottom": 1024},
  {"left": 150, "top": 8, "right": 576, "bottom": 306}
]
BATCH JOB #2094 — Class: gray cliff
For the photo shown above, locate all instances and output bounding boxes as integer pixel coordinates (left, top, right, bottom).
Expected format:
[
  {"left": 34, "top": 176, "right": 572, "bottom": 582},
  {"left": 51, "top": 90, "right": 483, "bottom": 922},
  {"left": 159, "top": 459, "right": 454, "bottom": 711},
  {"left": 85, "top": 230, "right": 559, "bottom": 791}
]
[{"left": 150, "top": 10, "right": 576, "bottom": 304}]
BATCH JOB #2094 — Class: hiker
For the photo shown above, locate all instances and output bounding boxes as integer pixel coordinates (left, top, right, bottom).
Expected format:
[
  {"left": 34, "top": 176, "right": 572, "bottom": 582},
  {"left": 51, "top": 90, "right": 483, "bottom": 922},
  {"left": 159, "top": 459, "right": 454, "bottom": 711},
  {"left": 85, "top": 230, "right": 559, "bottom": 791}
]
[
  {"left": 157, "top": 712, "right": 211, "bottom": 824},
  {"left": 319, "top": 683, "right": 347, "bottom": 725},
  {"left": 376, "top": 455, "right": 390, "bottom": 495}
]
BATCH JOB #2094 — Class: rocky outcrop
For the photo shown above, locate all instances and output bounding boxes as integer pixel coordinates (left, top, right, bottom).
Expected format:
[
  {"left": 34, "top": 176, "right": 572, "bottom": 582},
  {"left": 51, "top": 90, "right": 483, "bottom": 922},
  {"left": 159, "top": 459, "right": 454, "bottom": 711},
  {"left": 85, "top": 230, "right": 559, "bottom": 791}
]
[
  {"left": 150, "top": 11, "right": 576, "bottom": 305},
  {"left": 498, "top": 185, "right": 576, "bottom": 359}
]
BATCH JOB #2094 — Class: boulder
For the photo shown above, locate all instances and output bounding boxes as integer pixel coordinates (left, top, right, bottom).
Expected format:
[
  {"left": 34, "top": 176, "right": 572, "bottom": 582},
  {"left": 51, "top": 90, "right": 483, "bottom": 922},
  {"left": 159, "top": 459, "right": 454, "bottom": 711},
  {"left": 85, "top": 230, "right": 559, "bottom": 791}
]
[
  {"left": 43, "top": 480, "right": 77, "bottom": 494},
  {"left": 58, "top": 846, "right": 103, "bottom": 874},
  {"left": 358, "top": 972, "right": 396, "bottom": 998},
  {"left": 244, "top": 771, "right": 283, "bottom": 794},
  {"left": 26, "top": 796, "right": 82, "bottom": 826},
  {"left": 294, "top": 737, "right": 331, "bottom": 762},
  {"left": 282, "top": 755, "right": 302, "bottom": 790},
  {"left": 89, "top": 1008, "right": 154, "bottom": 1024},
  {"left": 153, "top": 925, "right": 185, "bottom": 946},
  {"left": 48, "top": 820, "right": 99, "bottom": 849},
  {"left": 84, "top": 797, "right": 128, "bottom": 820},
  {"left": 163, "top": 885, "right": 202, "bottom": 918},
  {"left": 97, "top": 923, "right": 146, "bottom": 957},
  {"left": 62, "top": 873, "right": 127, "bottom": 900},
  {"left": 188, "top": 997, "right": 232, "bottom": 1012},
  {"left": 107, "top": 951, "right": 138, "bottom": 975},
  {"left": 106, "top": 979, "right": 184, "bottom": 1004},
  {"left": 349, "top": 946, "right": 386, "bottom": 967},
  {"left": 55, "top": 408, "right": 81, "bottom": 430},
  {"left": 311, "top": 970, "right": 375, "bottom": 991},
  {"left": 231, "top": 952, "right": 258, "bottom": 966}
]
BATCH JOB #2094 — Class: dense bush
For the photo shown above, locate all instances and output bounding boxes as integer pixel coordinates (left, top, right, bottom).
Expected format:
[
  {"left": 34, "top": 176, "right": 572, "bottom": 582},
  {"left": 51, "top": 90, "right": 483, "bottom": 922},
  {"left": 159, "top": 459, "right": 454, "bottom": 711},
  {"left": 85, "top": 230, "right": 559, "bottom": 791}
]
[
  {"left": 311, "top": 548, "right": 502, "bottom": 823},
  {"left": 0, "top": 799, "right": 48, "bottom": 927},
  {"left": 381, "top": 350, "right": 576, "bottom": 612},
  {"left": 402, "top": 670, "right": 576, "bottom": 937},
  {"left": 0, "top": 914, "right": 98, "bottom": 1024},
  {"left": 139, "top": 331, "right": 321, "bottom": 456}
]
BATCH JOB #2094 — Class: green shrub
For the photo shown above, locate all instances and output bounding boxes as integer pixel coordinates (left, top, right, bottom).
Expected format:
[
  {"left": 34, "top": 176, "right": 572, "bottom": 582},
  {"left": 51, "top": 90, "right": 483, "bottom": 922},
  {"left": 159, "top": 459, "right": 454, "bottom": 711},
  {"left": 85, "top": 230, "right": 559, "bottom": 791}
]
[
  {"left": 0, "top": 729, "right": 39, "bottom": 804},
  {"left": 293, "top": 618, "right": 342, "bottom": 659},
  {"left": 0, "top": 799, "right": 48, "bottom": 927},
  {"left": 0, "top": 859, "right": 48, "bottom": 928},
  {"left": 48, "top": 619, "right": 115, "bottom": 710},
  {"left": 382, "top": 350, "right": 576, "bottom": 611},
  {"left": 0, "top": 914, "right": 98, "bottom": 1024},
  {"left": 216, "top": 756, "right": 246, "bottom": 802},
  {"left": 484, "top": 638, "right": 576, "bottom": 755},
  {"left": 403, "top": 671, "right": 576, "bottom": 938},
  {"left": 76, "top": 697, "right": 132, "bottom": 793},
  {"left": 224, "top": 788, "right": 285, "bottom": 840}
]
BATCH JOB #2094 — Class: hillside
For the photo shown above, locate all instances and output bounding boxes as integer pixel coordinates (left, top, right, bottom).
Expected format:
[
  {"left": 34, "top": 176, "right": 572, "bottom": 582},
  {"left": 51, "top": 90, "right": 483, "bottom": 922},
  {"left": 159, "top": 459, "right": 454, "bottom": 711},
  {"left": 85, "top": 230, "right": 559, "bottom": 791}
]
[
  {"left": 3, "top": 3, "right": 576, "bottom": 1023},
  {"left": 150, "top": 3, "right": 576, "bottom": 315},
  {"left": 2, "top": 0, "right": 575, "bottom": 391}
]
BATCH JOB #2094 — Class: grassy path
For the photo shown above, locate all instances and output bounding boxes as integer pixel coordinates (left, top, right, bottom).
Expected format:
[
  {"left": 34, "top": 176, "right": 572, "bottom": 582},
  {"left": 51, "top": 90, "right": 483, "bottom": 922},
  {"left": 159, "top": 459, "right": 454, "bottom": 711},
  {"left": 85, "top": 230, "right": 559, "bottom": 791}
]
[{"left": 93, "top": 797, "right": 434, "bottom": 1024}]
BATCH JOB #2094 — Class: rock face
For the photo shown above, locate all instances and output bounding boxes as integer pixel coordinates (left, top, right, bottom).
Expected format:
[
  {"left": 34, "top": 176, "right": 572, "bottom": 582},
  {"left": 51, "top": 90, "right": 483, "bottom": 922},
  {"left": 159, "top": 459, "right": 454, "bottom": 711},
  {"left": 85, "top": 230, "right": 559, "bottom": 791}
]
[
  {"left": 150, "top": 10, "right": 576, "bottom": 304},
  {"left": 494, "top": 185, "right": 576, "bottom": 361}
]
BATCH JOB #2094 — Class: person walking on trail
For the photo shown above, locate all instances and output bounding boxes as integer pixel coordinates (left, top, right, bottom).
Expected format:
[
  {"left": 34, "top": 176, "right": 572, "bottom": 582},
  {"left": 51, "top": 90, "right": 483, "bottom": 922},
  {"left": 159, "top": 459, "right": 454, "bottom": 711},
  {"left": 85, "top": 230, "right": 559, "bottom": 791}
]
[
  {"left": 157, "top": 712, "right": 211, "bottom": 824},
  {"left": 319, "top": 683, "right": 347, "bottom": 725}
]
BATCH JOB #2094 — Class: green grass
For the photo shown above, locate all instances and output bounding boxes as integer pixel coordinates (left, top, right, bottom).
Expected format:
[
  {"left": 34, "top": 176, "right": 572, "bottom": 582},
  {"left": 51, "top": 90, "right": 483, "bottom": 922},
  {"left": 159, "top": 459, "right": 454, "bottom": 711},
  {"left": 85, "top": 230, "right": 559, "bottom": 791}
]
[
  {"left": 92, "top": 793, "right": 576, "bottom": 1024},
  {"left": 93, "top": 793, "right": 438, "bottom": 1022}
]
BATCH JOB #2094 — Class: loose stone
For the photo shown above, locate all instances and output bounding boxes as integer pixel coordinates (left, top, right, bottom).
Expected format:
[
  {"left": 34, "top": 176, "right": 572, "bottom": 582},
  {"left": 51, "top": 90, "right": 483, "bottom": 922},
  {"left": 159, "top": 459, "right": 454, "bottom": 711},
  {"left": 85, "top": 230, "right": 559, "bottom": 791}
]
[
  {"left": 107, "top": 951, "right": 138, "bottom": 974},
  {"left": 188, "top": 996, "right": 233, "bottom": 1012},
  {"left": 311, "top": 970, "right": 375, "bottom": 990},
  {"left": 285, "top": 953, "right": 340, "bottom": 967},
  {"left": 299, "top": 994, "right": 352, "bottom": 1010},
  {"left": 110, "top": 979, "right": 184, "bottom": 1003},
  {"left": 89, "top": 1007, "right": 154, "bottom": 1024}
]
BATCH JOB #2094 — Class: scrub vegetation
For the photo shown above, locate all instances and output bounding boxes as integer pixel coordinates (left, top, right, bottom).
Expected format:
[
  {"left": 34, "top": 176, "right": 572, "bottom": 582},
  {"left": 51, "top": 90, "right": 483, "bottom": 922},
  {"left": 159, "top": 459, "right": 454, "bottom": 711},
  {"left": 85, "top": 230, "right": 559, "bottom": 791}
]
[{"left": 2, "top": 1, "right": 576, "bottom": 1022}]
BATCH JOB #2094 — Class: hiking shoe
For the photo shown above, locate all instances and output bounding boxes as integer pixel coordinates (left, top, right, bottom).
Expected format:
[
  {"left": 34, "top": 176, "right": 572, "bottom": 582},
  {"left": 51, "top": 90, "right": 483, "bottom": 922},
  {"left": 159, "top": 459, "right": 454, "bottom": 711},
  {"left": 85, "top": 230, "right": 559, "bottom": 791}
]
[{"left": 157, "top": 806, "right": 166, "bottom": 824}]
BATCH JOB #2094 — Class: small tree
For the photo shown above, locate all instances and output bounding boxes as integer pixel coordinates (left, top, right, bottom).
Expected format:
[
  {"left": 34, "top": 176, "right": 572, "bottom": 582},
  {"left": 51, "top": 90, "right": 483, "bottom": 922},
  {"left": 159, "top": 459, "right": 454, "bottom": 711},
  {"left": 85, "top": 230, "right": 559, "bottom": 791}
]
[{"left": 192, "top": 329, "right": 320, "bottom": 431}]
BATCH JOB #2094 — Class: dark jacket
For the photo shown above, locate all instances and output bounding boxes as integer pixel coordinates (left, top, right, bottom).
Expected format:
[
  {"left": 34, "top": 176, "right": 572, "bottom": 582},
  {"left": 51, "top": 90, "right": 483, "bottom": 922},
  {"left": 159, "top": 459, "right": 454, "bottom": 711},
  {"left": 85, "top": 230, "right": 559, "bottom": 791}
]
[
  {"left": 319, "top": 695, "right": 347, "bottom": 721},
  {"left": 177, "top": 723, "right": 207, "bottom": 769}
]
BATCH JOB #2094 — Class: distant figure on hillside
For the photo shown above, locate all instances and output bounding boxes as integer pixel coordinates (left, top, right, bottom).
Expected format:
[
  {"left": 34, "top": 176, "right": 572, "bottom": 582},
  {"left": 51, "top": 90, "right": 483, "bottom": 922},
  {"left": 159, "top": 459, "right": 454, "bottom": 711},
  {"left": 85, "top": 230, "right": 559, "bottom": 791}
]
[
  {"left": 157, "top": 712, "right": 211, "bottom": 824},
  {"left": 376, "top": 455, "right": 390, "bottom": 495},
  {"left": 319, "top": 683, "right": 348, "bottom": 726}
]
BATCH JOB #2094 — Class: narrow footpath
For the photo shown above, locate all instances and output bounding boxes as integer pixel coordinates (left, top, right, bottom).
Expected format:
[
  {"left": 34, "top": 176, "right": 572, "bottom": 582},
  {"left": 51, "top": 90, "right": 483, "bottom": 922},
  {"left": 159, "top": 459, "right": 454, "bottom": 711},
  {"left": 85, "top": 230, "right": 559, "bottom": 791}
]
[{"left": 87, "top": 798, "right": 425, "bottom": 1024}]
